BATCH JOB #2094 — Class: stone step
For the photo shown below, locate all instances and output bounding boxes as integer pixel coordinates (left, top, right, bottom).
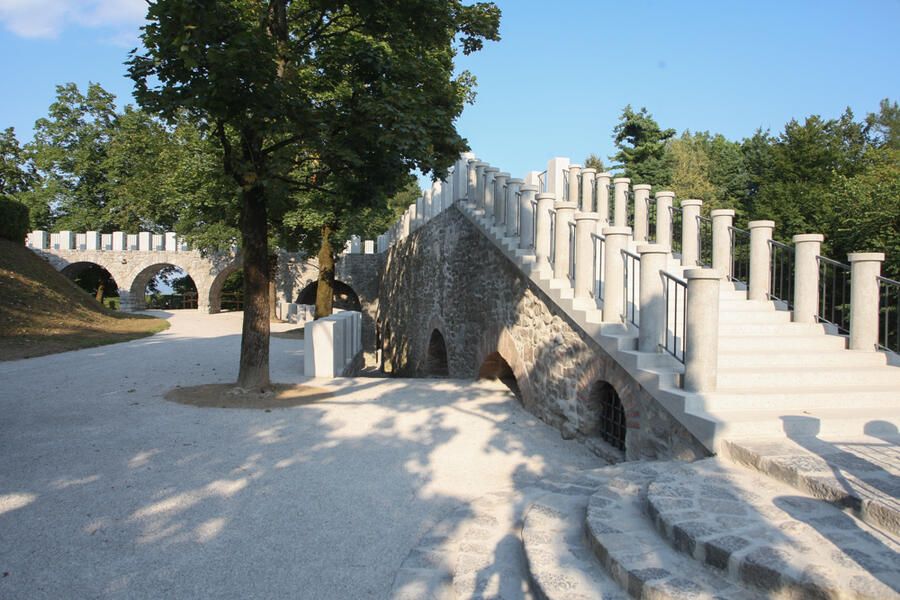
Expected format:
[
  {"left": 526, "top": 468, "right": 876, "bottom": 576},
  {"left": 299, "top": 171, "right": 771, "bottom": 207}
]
[
  {"left": 717, "top": 298, "right": 780, "bottom": 312},
  {"left": 718, "top": 321, "right": 827, "bottom": 336},
  {"left": 717, "top": 349, "right": 888, "bottom": 368},
  {"left": 715, "top": 366, "right": 900, "bottom": 390},
  {"left": 584, "top": 462, "right": 765, "bottom": 599},
  {"left": 718, "top": 309, "right": 792, "bottom": 324},
  {"left": 687, "top": 384, "right": 900, "bottom": 412},
  {"left": 719, "top": 435, "right": 900, "bottom": 537},
  {"left": 696, "top": 405, "right": 900, "bottom": 441},
  {"left": 522, "top": 492, "right": 626, "bottom": 599},
  {"left": 717, "top": 332, "right": 847, "bottom": 352},
  {"left": 645, "top": 458, "right": 900, "bottom": 599}
]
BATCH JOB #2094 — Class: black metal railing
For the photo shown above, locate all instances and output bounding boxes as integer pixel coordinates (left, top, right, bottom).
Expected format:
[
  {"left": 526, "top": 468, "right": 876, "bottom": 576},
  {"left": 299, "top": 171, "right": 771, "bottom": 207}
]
[
  {"left": 671, "top": 205, "right": 683, "bottom": 255},
  {"left": 568, "top": 220, "right": 576, "bottom": 283},
  {"left": 530, "top": 198, "right": 538, "bottom": 249},
  {"left": 537, "top": 170, "right": 547, "bottom": 193},
  {"left": 817, "top": 256, "right": 850, "bottom": 334},
  {"left": 769, "top": 239, "right": 795, "bottom": 308},
  {"left": 623, "top": 248, "right": 640, "bottom": 327},
  {"left": 662, "top": 271, "right": 687, "bottom": 363},
  {"left": 647, "top": 197, "right": 658, "bottom": 243},
  {"left": 698, "top": 214, "right": 712, "bottom": 267},
  {"left": 878, "top": 275, "right": 900, "bottom": 353},
  {"left": 729, "top": 226, "right": 751, "bottom": 285},
  {"left": 592, "top": 232, "right": 605, "bottom": 306},
  {"left": 548, "top": 207, "right": 557, "bottom": 268}
]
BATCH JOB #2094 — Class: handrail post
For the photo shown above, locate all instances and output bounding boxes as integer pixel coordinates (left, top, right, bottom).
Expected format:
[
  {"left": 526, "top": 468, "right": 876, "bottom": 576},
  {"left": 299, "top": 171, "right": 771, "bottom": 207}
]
[
  {"left": 506, "top": 178, "right": 523, "bottom": 238},
  {"left": 575, "top": 213, "right": 602, "bottom": 299},
  {"left": 638, "top": 244, "right": 668, "bottom": 353},
  {"left": 596, "top": 172, "right": 612, "bottom": 227},
  {"left": 655, "top": 191, "right": 675, "bottom": 251},
  {"left": 483, "top": 167, "right": 499, "bottom": 220},
  {"left": 519, "top": 184, "right": 539, "bottom": 250},
  {"left": 748, "top": 220, "right": 775, "bottom": 301},
  {"left": 567, "top": 164, "right": 582, "bottom": 209},
  {"left": 633, "top": 184, "right": 652, "bottom": 243},
  {"left": 680, "top": 199, "right": 703, "bottom": 266},
  {"left": 613, "top": 178, "right": 631, "bottom": 227},
  {"left": 553, "top": 200, "right": 578, "bottom": 281},
  {"left": 792, "top": 234, "right": 824, "bottom": 322},
  {"left": 474, "top": 162, "right": 487, "bottom": 212},
  {"left": 493, "top": 172, "right": 509, "bottom": 228},
  {"left": 711, "top": 209, "right": 735, "bottom": 279},
  {"left": 602, "top": 226, "right": 632, "bottom": 323},
  {"left": 466, "top": 158, "right": 477, "bottom": 206},
  {"left": 534, "top": 193, "right": 556, "bottom": 268},
  {"left": 848, "top": 252, "right": 885, "bottom": 351},
  {"left": 581, "top": 168, "right": 596, "bottom": 212},
  {"left": 684, "top": 268, "right": 722, "bottom": 392}
]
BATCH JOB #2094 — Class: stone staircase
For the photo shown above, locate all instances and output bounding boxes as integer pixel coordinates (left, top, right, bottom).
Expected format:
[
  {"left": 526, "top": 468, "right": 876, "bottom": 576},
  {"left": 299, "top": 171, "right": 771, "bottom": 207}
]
[{"left": 390, "top": 433, "right": 900, "bottom": 599}]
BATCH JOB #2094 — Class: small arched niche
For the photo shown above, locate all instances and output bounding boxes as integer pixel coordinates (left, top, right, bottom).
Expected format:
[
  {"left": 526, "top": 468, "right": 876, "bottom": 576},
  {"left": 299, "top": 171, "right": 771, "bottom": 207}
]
[
  {"left": 590, "top": 380, "right": 627, "bottom": 451},
  {"left": 424, "top": 329, "right": 449, "bottom": 377},
  {"left": 477, "top": 352, "right": 521, "bottom": 401}
]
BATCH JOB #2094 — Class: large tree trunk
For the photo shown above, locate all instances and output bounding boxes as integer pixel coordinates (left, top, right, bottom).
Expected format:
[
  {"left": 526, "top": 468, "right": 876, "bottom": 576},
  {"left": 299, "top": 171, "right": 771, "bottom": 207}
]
[
  {"left": 314, "top": 224, "right": 335, "bottom": 319},
  {"left": 237, "top": 184, "right": 271, "bottom": 390}
]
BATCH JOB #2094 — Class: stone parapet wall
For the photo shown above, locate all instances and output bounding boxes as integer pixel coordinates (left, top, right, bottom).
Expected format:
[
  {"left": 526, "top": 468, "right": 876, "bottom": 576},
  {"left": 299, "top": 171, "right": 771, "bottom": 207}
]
[{"left": 378, "top": 205, "right": 708, "bottom": 462}]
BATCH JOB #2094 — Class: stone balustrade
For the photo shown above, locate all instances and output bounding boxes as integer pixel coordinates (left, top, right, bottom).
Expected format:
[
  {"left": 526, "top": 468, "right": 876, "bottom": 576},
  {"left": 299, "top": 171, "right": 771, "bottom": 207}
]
[{"left": 27, "top": 230, "right": 191, "bottom": 252}]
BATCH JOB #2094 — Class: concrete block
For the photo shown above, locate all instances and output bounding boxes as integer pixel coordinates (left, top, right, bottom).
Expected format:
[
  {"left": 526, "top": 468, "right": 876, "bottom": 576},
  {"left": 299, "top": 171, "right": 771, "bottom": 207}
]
[
  {"left": 364, "top": 240, "right": 374, "bottom": 254},
  {"left": 59, "top": 231, "right": 74, "bottom": 250},
  {"left": 75, "top": 233, "right": 86, "bottom": 250},
  {"left": 101, "top": 233, "right": 112, "bottom": 250},
  {"left": 127, "top": 234, "right": 138, "bottom": 250},
  {"left": 50, "top": 233, "right": 60, "bottom": 249},
  {"left": 150, "top": 234, "right": 163, "bottom": 251},
  {"left": 304, "top": 318, "right": 343, "bottom": 378},
  {"left": 112, "top": 232, "right": 126, "bottom": 251},
  {"left": 28, "top": 230, "right": 48, "bottom": 249},
  {"left": 138, "top": 232, "right": 152, "bottom": 251},
  {"left": 165, "top": 232, "right": 177, "bottom": 252},
  {"left": 179, "top": 237, "right": 189, "bottom": 251},
  {"left": 350, "top": 235, "right": 361, "bottom": 254}
]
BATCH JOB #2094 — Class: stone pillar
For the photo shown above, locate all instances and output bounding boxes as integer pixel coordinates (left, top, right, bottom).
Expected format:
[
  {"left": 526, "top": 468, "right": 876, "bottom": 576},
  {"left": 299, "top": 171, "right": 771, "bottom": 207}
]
[
  {"left": 475, "top": 162, "right": 487, "bottom": 211},
  {"left": 638, "top": 244, "right": 669, "bottom": 353},
  {"left": 574, "top": 212, "right": 601, "bottom": 299},
  {"left": 602, "top": 226, "right": 632, "bottom": 323},
  {"left": 580, "top": 168, "right": 596, "bottom": 212},
  {"left": 402, "top": 205, "right": 413, "bottom": 238},
  {"left": 493, "top": 172, "right": 509, "bottom": 228},
  {"left": 59, "top": 231, "right": 74, "bottom": 250},
  {"left": 423, "top": 190, "right": 433, "bottom": 220},
  {"left": 138, "top": 231, "right": 152, "bottom": 251},
  {"left": 483, "top": 167, "right": 499, "bottom": 219},
  {"left": 632, "top": 184, "right": 652, "bottom": 243},
  {"left": 525, "top": 170, "right": 542, "bottom": 189},
  {"left": 152, "top": 234, "right": 165, "bottom": 251},
  {"left": 613, "top": 178, "right": 630, "bottom": 227},
  {"left": 553, "top": 200, "right": 578, "bottom": 281},
  {"left": 680, "top": 199, "right": 703, "bottom": 267},
  {"left": 711, "top": 209, "right": 735, "bottom": 278},
  {"left": 534, "top": 193, "right": 556, "bottom": 267},
  {"left": 364, "top": 240, "right": 374, "bottom": 254},
  {"left": 466, "top": 159, "right": 478, "bottom": 205},
  {"left": 86, "top": 231, "right": 101, "bottom": 250},
  {"left": 112, "top": 232, "right": 126, "bottom": 251},
  {"left": 546, "top": 157, "right": 570, "bottom": 199},
  {"left": 127, "top": 234, "right": 138, "bottom": 250},
  {"left": 567, "top": 164, "right": 581, "bottom": 205},
  {"left": 654, "top": 191, "right": 674, "bottom": 252},
  {"left": 350, "top": 235, "right": 362, "bottom": 253},
  {"left": 442, "top": 176, "right": 453, "bottom": 211},
  {"left": 29, "top": 230, "right": 48, "bottom": 249},
  {"left": 506, "top": 178, "right": 523, "bottom": 238},
  {"left": 684, "top": 268, "right": 722, "bottom": 392},
  {"left": 165, "top": 232, "right": 178, "bottom": 252},
  {"left": 75, "top": 233, "right": 86, "bottom": 250},
  {"left": 518, "top": 184, "right": 539, "bottom": 250},
  {"left": 596, "top": 172, "right": 612, "bottom": 227},
  {"left": 748, "top": 220, "right": 775, "bottom": 301},
  {"left": 792, "top": 234, "right": 824, "bottom": 323},
  {"left": 848, "top": 253, "right": 885, "bottom": 351}
]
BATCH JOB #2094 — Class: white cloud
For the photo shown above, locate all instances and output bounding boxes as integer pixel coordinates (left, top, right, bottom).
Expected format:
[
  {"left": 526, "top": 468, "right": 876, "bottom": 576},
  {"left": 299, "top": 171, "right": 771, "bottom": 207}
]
[{"left": 0, "top": 0, "right": 146, "bottom": 39}]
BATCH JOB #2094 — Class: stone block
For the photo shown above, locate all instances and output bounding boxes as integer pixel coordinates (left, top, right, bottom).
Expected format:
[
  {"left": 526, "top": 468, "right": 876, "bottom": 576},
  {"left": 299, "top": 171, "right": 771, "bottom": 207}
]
[
  {"left": 112, "top": 232, "right": 126, "bottom": 251},
  {"left": 138, "top": 232, "right": 152, "bottom": 251},
  {"left": 50, "top": 232, "right": 60, "bottom": 249},
  {"left": 59, "top": 231, "right": 74, "bottom": 250},
  {"left": 364, "top": 240, "right": 374, "bottom": 254},
  {"left": 304, "top": 317, "right": 344, "bottom": 378},
  {"left": 75, "top": 233, "right": 86, "bottom": 250},
  {"left": 101, "top": 233, "right": 112, "bottom": 250},
  {"left": 165, "top": 232, "right": 177, "bottom": 252},
  {"left": 127, "top": 234, "right": 138, "bottom": 250},
  {"left": 152, "top": 234, "right": 164, "bottom": 251}
]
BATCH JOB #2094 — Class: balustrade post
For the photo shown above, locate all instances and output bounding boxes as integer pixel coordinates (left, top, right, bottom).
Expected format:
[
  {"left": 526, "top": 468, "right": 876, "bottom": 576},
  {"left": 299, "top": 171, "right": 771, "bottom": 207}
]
[
  {"left": 414, "top": 196, "right": 424, "bottom": 231},
  {"left": 684, "top": 268, "right": 722, "bottom": 392},
  {"left": 553, "top": 200, "right": 578, "bottom": 281},
  {"left": 747, "top": 220, "right": 774, "bottom": 301},
  {"left": 519, "top": 184, "right": 539, "bottom": 250},
  {"left": 792, "top": 234, "right": 824, "bottom": 323},
  {"left": 601, "top": 226, "right": 632, "bottom": 323},
  {"left": 493, "top": 172, "right": 509, "bottom": 228},
  {"left": 567, "top": 164, "right": 581, "bottom": 206},
  {"left": 613, "top": 178, "right": 631, "bottom": 227},
  {"left": 442, "top": 176, "right": 453, "bottom": 211},
  {"left": 534, "top": 193, "right": 556, "bottom": 268},
  {"left": 506, "top": 178, "right": 523, "bottom": 238},
  {"left": 475, "top": 162, "right": 488, "bottom": 211},
  {"left": 467, "top": 159, "right": 478, "bottom": 206},
  {"left": 711, "top": 209, "right": 735, "bottom": 278},
  {"left": 596, "top": 172, "right": 612, "bottom": 227},
  {"left": 580, "top": 168, "right": 596, "bottom": 212},
  {"left": 632, "top": 184, "right": 652, "bottom": 243},
  {"left": 680, "top": 199, "right": 702, "bottom": 266},
  {"left": 574, "top": 212, "right": 601, "bottom": 299},
  {"left": 655, "top": 191, "right": 675, "bottom": 251},
  {"left": 638, "top": 244, "right": 668, "bottom": 353},
  {"left": 848, "top": 253, "right": 885, "bottom": 351},
  {"left": 483, "top": 167, "right": 499, "bottom": 220}
]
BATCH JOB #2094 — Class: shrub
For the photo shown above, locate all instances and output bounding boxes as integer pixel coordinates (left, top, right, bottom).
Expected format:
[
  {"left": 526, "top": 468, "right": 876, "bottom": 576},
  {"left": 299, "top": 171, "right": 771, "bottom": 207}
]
[{"left": 0, "top": 196, "right": 30, "bottom": 242}]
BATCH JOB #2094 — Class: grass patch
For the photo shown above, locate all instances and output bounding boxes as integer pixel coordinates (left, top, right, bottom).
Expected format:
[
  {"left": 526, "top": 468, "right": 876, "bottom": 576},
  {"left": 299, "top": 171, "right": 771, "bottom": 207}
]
[{"left": 0, "top": 239, "right": 170, "bottom": 361}]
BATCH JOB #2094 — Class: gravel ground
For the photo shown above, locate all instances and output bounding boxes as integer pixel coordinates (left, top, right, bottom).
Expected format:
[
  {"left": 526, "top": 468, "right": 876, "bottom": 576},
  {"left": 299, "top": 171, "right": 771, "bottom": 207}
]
[{"left": 0, "top": 310, "right": 602, "bottom": 599}]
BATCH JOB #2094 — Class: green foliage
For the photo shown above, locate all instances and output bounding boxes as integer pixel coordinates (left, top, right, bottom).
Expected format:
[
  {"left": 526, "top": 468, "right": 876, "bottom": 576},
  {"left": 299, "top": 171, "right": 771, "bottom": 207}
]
[
  {"left": 610, "top": 105, "right": 676, "bottom": 186},
  {"left": 0, "top": 196, "right": 30, "bottom": 242},
  {"left": 866, "top": 98, "right": 900, "bottom": 151},
  {"left": 583, "top": 154, "right": 606, "bottom": 172}
]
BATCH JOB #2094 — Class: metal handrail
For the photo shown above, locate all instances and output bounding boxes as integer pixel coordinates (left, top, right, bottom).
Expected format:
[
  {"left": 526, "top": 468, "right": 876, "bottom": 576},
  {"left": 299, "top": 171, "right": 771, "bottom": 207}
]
[
  {"left": 647, "top": 197, "right": 658, "bottom": 243},
  {"left": 661, "top": 270, "right": 687, "bottom": 363},
  {"left": 622, "top": 248, "right": 641, "bottom": 327},
  {"left": 698, "top": 214, "right": 712, "bottom": 267},
  {"left": 729, "top": 226, "right": 751, "bottom": 285},
  {"left": 769, "top": 239, "right": 795, "bottom": 308},
  {"left": 568, "top": 220, "right": 576, "bottom": 283},
  {"left": 877, "top": 275, "right": 900, "bottom": 354},
  {"left": 591, "top": 232, "right": 605, "bottom": 305},
  {"left": 817, "top": 255, "right": 850, "bottom": 334},
  {"left": 537, "top": 170, "right": 548, "bottom": 193},
  {"left": 671, "top": 205, "right": 683, "bottom": 255},
  {"left": 548, "top": 207, "right": 557, "bottom": 267},
  {"left": 530, "top": 198, "right": 538, "bottom": 249}
]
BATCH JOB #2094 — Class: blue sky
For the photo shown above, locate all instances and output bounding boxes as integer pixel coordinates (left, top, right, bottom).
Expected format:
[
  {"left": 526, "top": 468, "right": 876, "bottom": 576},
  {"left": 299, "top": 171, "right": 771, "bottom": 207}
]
[{"left": 1, "top": 0, "right": 899, "bottom": 183}]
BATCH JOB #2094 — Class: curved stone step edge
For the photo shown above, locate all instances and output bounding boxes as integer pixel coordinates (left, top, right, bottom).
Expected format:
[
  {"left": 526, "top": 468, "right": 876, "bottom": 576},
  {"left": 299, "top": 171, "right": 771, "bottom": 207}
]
[
  {"left": 522, "top": 492, "right": 628, "bottom": 600},
  {"left": 719, "top": 439, "right": 900, "bottom": 537},
  {"left": 583, "top": 462, "right": 766, "bottom": 600}
]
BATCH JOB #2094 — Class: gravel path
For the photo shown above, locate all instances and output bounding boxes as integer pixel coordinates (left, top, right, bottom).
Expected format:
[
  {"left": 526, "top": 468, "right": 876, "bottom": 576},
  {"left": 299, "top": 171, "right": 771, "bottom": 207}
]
[{"left": 0, "top": 310, "right": 602, "bottom": 599}]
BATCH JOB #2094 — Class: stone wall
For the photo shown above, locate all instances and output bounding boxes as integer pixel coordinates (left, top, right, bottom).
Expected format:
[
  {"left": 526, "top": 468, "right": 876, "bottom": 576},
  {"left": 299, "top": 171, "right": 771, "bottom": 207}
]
[
  {"left": 338, "top": 253, "right": 384, "bottom": 366},
  {"left": 377, "top": 205, "right": 709, "bottom": 462}
]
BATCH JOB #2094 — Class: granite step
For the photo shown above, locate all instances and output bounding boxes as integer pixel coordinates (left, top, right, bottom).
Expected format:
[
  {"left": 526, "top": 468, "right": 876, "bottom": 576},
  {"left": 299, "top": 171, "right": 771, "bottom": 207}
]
[
  {"left": 521, "top": 492, "right": 625, "bottom": 599},
  {"left": 645, "top": 457, "right": 900, "bottom": 599},
  {"left": 584, "top": 462, "right": 764, "bottom": 599}
]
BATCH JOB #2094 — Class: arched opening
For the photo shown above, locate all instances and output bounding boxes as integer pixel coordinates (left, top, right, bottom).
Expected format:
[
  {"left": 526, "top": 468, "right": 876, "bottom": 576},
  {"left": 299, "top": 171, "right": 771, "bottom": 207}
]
[
  {"left": 478, "top": 352, "right": 521, "bottom": 400},
  {"left": 590, "top": 381, "right": 627, "bottom": 451},
  {"left": 424, "top": 329, "right": 449, "bottom": 376},
  {"left": 207, "top": 263, "right": 242, "bottom": 313},
  {"left": 61, "top": 262, "right": 119, "bottom": 308},
  {"left": 296, "top": 280, "right": 361, "bottom": 313},
  {"left": 131, "top": 263, "right": 198, "bottom": 310}
]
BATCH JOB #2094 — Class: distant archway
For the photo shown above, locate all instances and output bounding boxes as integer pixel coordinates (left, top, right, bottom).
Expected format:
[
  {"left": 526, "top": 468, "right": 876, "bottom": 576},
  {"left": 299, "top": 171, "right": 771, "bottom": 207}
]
[
  {"left": 129, "top": 262, "right": 199, "bottom": 311},
  {"left": 589, "top": 380, "right": 626, "bottom": 451},
  {"left": 296, "top": 280, "right": 361, "bottom": 312},
  {"left": 60, "top": 262, "right": 119, "bottom": 306},
  {"left": 424, "top": 329, "right": 449, "bottom": 376},
  {"left": 478, "top": 351, "right": 521, "bottom": 400}
]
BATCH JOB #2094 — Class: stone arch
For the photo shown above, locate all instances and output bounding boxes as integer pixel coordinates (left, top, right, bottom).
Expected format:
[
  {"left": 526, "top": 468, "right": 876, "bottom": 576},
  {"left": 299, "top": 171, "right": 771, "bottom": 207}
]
[
  {"left": 573, "top": 357, "right": 642, "bottom": 458},
  {"left": 296, "top": 279, "right": 362, "bottom": 312},
  {"left": 207, "top": 262, "right": 242, "bottom": 314},
  {"left": 475, "top": 326, "right": 533, "bottom": 407},
  {"left": 126, "top": 261, "right": 204, "bottom": 312},
  {"left": 424, "top": 329, "right": 449, "bottom": 377},
  {"left": 584, "top": 380, "right": 627, "bottom": 451}
]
